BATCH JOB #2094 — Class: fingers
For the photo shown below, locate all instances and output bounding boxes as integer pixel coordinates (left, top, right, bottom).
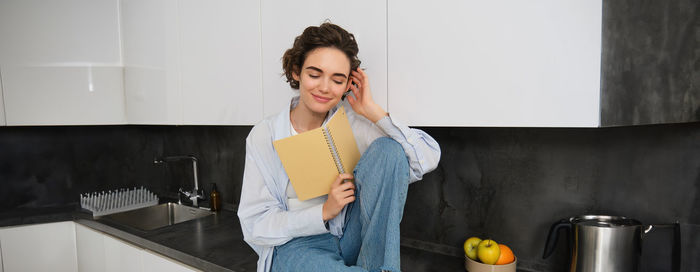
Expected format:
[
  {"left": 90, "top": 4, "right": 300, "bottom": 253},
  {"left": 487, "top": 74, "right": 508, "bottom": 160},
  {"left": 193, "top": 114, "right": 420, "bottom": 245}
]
[
  {"left": 332, "top": 180, "right": 355, "bottom": 194},
  {"left": 346, "top": 93, "right": 356, "bottom": 106},
  {"left": 348, "top": 77, "right": 361, "bottom": 101},
  {"left": 341, "top": 196, "right": 356, "bottom": 205},
  {"left": 339, "top": 173, "right": 353, "bottom": 181},
  {"left": 333, "top": 173, "right": 352, "bottom": 185},
  {"left": 351, "top": 68, "right": 368, "bottom": 86}
]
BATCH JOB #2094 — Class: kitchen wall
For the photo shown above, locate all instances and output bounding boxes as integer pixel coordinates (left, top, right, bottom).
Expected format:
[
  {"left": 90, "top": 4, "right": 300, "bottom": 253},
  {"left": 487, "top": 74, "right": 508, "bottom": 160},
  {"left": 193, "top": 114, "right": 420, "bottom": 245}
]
[{"left": 0, "top": 122, "right": 698, "bottom": 271}]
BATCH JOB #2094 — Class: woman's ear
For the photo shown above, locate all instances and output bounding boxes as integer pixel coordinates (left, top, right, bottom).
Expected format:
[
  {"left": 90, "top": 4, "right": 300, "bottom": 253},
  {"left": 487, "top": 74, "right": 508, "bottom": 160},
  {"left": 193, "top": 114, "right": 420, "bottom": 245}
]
[{"left": 292, "top": 66, "right": 300, "bottom": 82}]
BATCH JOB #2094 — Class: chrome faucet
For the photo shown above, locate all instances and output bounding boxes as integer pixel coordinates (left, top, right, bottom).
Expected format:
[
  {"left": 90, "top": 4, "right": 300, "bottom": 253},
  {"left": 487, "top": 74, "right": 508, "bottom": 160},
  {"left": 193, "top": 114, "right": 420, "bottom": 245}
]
[{"left": 154, "top": 155, "right": 205, "bottom": 207}]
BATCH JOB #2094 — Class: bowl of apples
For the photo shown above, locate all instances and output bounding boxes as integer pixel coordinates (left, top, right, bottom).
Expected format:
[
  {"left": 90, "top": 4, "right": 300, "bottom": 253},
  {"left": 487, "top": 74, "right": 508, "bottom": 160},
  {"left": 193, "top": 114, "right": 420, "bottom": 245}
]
[{"left": 464, "top": 237, "right": 516, "bottom": 272}]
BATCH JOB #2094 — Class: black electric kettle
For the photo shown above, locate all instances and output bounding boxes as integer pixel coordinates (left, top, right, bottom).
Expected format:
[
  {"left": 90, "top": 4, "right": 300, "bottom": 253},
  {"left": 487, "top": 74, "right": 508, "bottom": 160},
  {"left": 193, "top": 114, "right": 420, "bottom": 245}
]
[{"left": 542, "top": 215, "right": 680, "bottom": 272}]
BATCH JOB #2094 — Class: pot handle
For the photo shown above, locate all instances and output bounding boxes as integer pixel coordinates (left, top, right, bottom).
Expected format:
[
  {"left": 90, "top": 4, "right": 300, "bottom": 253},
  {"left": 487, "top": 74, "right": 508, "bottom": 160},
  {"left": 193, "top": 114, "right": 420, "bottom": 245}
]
[
  {"left": 542, "top": 218, "right": 571, "bottom": 259},
  {"left": 644, "top": 222, "right": 681, "bottom": 272}
]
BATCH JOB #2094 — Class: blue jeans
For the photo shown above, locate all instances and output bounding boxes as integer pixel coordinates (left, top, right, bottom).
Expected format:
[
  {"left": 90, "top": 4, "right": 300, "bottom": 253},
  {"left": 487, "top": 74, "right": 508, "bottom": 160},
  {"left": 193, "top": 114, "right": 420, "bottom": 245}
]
[{"left": 271, "top": 137, "right": 410, "bottom": 272}]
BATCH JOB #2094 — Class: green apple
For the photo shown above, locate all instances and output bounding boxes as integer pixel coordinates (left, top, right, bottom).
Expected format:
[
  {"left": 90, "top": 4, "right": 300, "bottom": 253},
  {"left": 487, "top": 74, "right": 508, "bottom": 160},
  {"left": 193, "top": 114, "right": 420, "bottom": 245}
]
[
  {"left": 477, "top": 239, "right": 501, "bottom": 265},
  {"left": 463, "top": 237, "right": 482, "bottom": 260}
]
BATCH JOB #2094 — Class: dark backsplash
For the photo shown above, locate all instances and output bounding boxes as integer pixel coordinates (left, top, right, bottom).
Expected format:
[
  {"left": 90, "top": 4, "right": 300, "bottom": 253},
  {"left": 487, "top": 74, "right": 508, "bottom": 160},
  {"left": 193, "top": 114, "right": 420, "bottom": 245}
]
[
  {"left": 1, "top": 122, "right": 698, "bottom": 271},
  {"left": 600, "top": 0, "right": 700, "bottom": 126},
  {"left": 0, "top": 125, "right": 250, "bottom": 211},
  {"left": 404, "top": 123, "right": 700, "bottom": 272}
]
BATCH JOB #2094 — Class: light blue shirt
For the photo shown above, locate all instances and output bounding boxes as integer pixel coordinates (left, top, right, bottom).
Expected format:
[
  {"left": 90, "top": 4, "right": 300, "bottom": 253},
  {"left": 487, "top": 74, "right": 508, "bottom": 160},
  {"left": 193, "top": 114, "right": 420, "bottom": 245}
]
[{"left": 238, "top": 96, "right": 441, "bottom": 272}]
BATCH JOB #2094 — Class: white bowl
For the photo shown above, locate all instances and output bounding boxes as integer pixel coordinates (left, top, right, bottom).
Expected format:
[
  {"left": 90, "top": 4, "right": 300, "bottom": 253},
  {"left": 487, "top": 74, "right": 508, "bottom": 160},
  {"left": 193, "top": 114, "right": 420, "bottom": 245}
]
[{"left": 464, "top": 255, "right": 517, "bottom": 272}]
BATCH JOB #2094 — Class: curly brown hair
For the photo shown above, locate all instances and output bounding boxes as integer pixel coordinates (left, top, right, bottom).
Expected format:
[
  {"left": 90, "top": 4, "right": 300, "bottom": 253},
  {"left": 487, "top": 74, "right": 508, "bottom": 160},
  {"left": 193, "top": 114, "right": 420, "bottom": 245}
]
[{"left": 282, "top": 22, "right": 361, "bottom": 89}]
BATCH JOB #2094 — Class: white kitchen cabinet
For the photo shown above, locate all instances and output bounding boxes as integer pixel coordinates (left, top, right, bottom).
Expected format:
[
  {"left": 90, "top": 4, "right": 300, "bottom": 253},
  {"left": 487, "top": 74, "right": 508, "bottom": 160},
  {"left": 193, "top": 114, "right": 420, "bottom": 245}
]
[
  {"left": 75, "top": 223, "right": 199, "bottom": 272},
  {"left": 0, "top": 0, "right": 125, "bottom": 126},
  {"left": 142, "top": 250, "right": 199, "bottom": 272},
  {"left": 121, "top": 0, "right": 181, "bottom": 125},
  {"left": 0, "top": 0, "right": 121, "bottom": 65},
  {"left": 0, "top": 240, "right": 4, "bottom": 272},
  {"left": 179, "top": 0, "right": 263, "bottom": 125},
  {"left": 260, "top": 0, "right": 388, "bottom": 118},
  {"left": 0, "top": 70, "right": 6, "bottom": 126},
  {"left": 0, "top": 221, "right": 78, "bottom": 272},
  {"left": 122, "top": 0, "right": 263, "bottom": 125},
  {"left": 104, "top": 234, "right": 144, "bottom": 272},
  {"left": 387, "top": 0, "right": 602, "bottom": 127},
  {"left": 75, "top": 223, "right": 106, "bottom": 272},
  {"left": 1, "top": 66, "right": 126, "bottom": 125}
]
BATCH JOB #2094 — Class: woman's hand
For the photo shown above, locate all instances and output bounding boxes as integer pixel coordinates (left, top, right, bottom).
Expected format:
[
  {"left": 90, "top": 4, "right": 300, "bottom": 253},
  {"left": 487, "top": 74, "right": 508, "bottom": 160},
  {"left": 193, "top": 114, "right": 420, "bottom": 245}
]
[
  {"left": 322, "top": 173, "right": 355, "bottom": 221},
  {"left": 346, "top": 68, "right": 388, "bottom": 123}
]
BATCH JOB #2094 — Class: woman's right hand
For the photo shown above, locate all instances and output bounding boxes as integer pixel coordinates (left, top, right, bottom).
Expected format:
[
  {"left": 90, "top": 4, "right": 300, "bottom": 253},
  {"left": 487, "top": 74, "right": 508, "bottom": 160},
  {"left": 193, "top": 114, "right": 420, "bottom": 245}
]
[{"left": 322, "top": 173, "right": 355, "bottom": 221}]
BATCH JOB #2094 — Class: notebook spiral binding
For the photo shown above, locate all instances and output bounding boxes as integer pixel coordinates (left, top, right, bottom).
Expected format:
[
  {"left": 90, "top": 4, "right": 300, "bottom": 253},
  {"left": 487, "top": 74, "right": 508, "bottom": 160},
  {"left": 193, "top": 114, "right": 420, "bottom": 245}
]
[{"left": 323, "top": 126, "right": 345, "bottom": 174}]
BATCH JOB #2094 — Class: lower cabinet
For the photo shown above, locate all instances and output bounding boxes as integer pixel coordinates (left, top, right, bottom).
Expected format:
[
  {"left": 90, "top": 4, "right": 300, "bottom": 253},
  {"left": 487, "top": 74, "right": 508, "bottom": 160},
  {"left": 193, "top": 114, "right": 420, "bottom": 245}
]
[
  {"left": 104, "top": 234, "right": 144, "bottom": 272},
  {"left": 75, "top": 223, "right": 199, "bottom": 272},
  {"left": 1, "top": 222, "right": 200, "bottom": 272},
  {"left": 0, "top": 221, "right": 78, "bottom": 272},
  {"left": 0, "top": 241, "right": 3, "bottom": 272},
  {"left": 142, "top": 249, "right": 199, "bottom": 272},
  {"left": 75, "top": 223, "right": 106, "bottom": 271}
]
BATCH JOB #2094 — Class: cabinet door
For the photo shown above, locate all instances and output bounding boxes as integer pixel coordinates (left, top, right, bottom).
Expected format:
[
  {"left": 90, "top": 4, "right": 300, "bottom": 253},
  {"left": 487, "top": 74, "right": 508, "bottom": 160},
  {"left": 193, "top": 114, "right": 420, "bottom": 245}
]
[
  {"left": 179, "top": 0, "right": 263, "bottom": 125},
  {"left": 0, "top": 221, "right": 78, "bottom": 272},
  {"left": 123, "top": 0, "right": 263, "bottom": 125},
  {"left": 2, "top": 66, "right": 126, "bottom": 125},
  {"left": 0, "top": 0, "right": 125, "bottom": 126},
  {"left": 142, "top": 250, "right": 200, "bottom": 272},
  {"left": 0, "top": 238, "right": 4, "bottom": 272},
  {"left": 388, "top": 0, "right": 602, "bottom": 127},
  {"left": 0, "top": 0, "right": 121, "bottom": 65},
  {"left": 0, "top": 69, "right": 5, "bottom": 126},
  {"left": 104, "top": 234, "right": 143, "bottom": 272},
  {"left": 121, "top": 0, "right": 181, "bottom": 125},
  {"left": 75, "top": 224, "right": 106, "bottom": 272},
  {"left": 261, "top": 0, "right": 388, "bottom": 118}
]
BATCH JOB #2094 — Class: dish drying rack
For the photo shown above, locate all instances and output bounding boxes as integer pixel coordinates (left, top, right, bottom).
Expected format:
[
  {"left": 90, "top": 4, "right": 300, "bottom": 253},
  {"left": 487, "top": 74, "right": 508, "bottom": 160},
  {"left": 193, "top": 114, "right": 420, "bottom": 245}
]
[{"left": 80, "top": 186, "right": 158, "bottom": 217}]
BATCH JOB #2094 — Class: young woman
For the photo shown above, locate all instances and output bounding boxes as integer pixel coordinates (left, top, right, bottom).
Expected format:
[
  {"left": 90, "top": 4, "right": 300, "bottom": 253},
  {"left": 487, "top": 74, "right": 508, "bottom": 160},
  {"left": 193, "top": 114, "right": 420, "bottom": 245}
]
[{"left": 238, "top": 23, "right": 441, "bottom": 272}]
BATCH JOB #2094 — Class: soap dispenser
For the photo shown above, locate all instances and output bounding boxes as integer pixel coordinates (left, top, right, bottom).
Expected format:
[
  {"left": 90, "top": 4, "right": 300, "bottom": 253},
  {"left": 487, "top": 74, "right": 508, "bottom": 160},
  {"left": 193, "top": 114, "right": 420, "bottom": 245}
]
[{"left": 210, "top": 183, "right": 221, "bottom": 212}]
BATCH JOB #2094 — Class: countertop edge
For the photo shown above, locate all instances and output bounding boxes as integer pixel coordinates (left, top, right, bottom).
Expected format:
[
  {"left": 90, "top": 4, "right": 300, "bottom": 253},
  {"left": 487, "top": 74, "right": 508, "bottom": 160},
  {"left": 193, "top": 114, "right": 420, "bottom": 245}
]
[{"left": 74, "top": 218, "right": 237, "bottom": 272}]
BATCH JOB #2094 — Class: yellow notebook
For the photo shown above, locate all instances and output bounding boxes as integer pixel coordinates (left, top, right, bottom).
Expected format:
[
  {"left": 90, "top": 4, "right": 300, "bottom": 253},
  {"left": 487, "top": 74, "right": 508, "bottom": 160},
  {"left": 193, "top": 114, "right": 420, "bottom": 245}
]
[{"left": 273, "top": 107, "right": 361, "bottom": 201}]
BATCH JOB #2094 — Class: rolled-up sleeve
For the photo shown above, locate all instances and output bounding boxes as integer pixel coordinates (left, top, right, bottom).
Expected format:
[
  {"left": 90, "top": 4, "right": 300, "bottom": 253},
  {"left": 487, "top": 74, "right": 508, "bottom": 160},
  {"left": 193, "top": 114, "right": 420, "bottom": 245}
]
[{"left": 373, "top": 115, "right": 441, "bottom": 183}]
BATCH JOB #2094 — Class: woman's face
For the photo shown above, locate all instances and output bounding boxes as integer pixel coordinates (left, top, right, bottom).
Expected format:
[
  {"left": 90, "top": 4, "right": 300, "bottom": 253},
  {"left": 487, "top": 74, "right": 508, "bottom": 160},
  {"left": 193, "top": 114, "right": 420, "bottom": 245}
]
[{"left": 293, "top": 47, "right": 350, "bottom": 115}]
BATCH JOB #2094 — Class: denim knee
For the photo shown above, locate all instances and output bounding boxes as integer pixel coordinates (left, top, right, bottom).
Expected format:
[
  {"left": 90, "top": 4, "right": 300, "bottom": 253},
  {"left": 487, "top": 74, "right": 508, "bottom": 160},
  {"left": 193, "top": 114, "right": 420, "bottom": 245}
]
[
  {"left": 358, "top": 137, "right": 409, "bottom": 179},
  {"left": 366, "top": 137, "right": 404, "bottom": 162}
]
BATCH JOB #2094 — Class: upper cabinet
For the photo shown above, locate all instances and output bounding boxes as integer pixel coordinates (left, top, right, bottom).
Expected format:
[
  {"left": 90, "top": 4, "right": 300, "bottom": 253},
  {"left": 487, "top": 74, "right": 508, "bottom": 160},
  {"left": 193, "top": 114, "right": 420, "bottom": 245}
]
[
  {"left": 0, "top": 70, "right": 5, "bottom": 126},
  {"left": 0, "top": 0, "right": 126, "bottom": 125},
  {"left": 387, "top": 0, "right": 602, "bottom": 127},
  {"left": 0, "top": 0, "right": 691, "bottom": 127},
  {"left": 120, "top": 0, "right": 180, "bottom": 125},
  {"left": 122, "top": 0, "right": 262, "bottom": 125},
  {"left": 260, "top": 0, "right": 388, "bottom": 118},
  {"left": 179, "top": 0, "right": 262, "bottom": 125}
]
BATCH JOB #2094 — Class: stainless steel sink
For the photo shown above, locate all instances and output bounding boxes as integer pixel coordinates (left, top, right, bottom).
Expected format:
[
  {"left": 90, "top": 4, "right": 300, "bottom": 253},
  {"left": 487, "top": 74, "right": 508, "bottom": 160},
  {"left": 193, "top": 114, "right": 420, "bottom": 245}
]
[{"left": 99, "top": 202, "right": 214, "bottom": 231}]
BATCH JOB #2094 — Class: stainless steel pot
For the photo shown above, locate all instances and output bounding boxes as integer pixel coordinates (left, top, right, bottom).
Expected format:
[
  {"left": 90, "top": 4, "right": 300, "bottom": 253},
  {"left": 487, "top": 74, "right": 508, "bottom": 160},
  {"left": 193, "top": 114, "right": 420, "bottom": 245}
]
[{"left": 542, "top": 215, "right": 680, "bottom": 272}]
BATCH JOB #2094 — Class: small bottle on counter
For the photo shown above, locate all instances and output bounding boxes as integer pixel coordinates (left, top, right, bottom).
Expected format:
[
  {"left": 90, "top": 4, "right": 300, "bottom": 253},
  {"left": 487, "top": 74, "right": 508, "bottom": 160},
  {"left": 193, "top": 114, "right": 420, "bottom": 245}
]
[{"left": 210, "top": 183, "right": 221, "bottom": 212}]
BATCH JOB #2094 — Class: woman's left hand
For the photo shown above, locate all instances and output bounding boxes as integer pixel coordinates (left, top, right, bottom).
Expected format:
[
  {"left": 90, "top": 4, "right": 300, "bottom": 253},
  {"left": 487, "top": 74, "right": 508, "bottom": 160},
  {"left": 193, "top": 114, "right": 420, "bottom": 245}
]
[{"left": 346, "top": 68, "right": 388, "bottom": 123}]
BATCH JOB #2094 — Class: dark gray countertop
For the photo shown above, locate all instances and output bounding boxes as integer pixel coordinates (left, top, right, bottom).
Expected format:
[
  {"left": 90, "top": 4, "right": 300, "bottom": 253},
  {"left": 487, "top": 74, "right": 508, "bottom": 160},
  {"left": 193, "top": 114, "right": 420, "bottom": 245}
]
[
  {"left": 0, "top": 204, "right": 258, "bottom": 272},
  {"left": 0, "top": 205, "right": 479, "bottom": 272}
]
